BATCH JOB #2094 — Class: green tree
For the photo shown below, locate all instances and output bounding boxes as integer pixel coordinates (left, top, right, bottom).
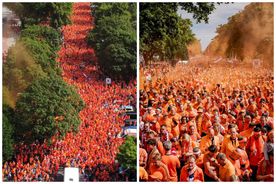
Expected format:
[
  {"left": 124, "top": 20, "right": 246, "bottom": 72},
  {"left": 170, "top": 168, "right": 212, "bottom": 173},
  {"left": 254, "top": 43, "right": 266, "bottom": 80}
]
[
  {"left": 179, "top": 3, "right": 217, "bottom": 23},
  {"left": 4, "top": 3, "right": 72, "bottom": 29},
  {"left": 21, "top": 25, "right": 61, "bottom": 52},
  {"left": 88, "top": 3, "right": 136, "bottom": 81},
  {"left": 140, "top": 3, "right": 217, "bottom": 65},
  {"left": 49, "top": 3, "right": 73, "bottom": 29},
  {"left": 116, "top": 136, "right": 137, "bottom": 178},
  {"left": 20, "top": 37, "right": 60, "bottom": 75},
  {"left": 14, "top": 76, "right": 85, "bottom": 143},
  {"left": 3, "top": 104, "right": 15, "bottom": 162}
]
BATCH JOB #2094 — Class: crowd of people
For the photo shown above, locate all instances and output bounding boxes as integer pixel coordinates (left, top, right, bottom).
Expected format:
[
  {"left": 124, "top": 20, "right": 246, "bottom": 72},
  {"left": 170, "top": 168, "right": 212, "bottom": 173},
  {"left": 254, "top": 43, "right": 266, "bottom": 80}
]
[
  {"left": 3, "top": 3, "right": 136, "bottom": 181},
  {"left": 139, "top": 62, "right": 274, "bottom": 182}
]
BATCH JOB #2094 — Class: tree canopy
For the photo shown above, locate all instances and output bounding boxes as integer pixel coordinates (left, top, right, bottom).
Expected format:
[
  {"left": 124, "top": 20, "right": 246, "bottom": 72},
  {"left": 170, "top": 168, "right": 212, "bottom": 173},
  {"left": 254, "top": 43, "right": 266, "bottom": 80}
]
[
  {"left": 14, "top": 76, "right": 85, "bottom": 143},
  {"left": 3, "top": 104, "right": 15, "bottom": 162},
  {"left": 116, "top": 136, "right": 137, "bottom": 178},
  {"left": 4, "top": 3, "right": 72, "bottom": 29},
  {"left": 21, "top": 25, "right": 61, "bottom": 52},
  {"left": 87, "top": 3, "right": 136, "bottom": 81},
  {"left": 140, "top": 3, "right": 217, "bottom": 65}
]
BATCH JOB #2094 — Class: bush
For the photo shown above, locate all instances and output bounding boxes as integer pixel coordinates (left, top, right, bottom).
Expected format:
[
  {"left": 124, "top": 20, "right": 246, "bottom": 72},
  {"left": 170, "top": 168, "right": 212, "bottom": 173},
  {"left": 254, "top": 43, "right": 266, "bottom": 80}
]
[{"left": 21, "top": 25, "right": 61, "bottom": 52}]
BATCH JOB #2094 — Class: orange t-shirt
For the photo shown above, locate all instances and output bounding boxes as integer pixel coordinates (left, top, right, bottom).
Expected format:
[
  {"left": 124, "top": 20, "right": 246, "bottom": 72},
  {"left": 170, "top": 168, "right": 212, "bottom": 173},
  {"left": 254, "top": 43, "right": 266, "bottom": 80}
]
[
  {"left": 171, "top": 125, "right": 180, "bottom": 138},
  {"left": 221, "top": 137, "right": 239, "bottom": 163},
  {"left": 218, "top": 159, "right": 236, "bottom": 181},
  {"left": 200, "top": 135, "right": 220, "bottom": 154},
  {"left": 157, "top": 141, "right": 166, "bottom": 156},
  {"left": 139, "top": 166, "right": 148, "bottom": 181},
  {"left": 161, "top": 154, "right": 181, "bottom": 181},
  {"left": 257, "top": 159, "right": 274, "bottom": 181},
  {"left": 148, "top": 162, "right": 170, "bottom": 181},
  {"left": 139, "top": 148, "right": 148, "bottom": 166},
  {"left": 246, "top": 136, "right": 264, "bottom": 166},
  {"left": 180, "top": 165, "right": 204, "bottom": 182}
]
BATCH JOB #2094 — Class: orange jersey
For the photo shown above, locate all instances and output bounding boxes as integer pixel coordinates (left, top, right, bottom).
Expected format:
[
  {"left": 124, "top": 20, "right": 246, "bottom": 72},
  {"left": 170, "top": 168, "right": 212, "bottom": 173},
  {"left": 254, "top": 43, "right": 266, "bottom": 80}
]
[
  {"left": 180, "top": 165, "right": 204, "bottom": 182},
  {"left": 139, "top": 166, "right": 148, "bottom": 181},
  {"left": 162, "top": 154, "right": 181, "bottom": 181},
  {"left": 218, "top": 159, "right": 236, "bottom": 181}
]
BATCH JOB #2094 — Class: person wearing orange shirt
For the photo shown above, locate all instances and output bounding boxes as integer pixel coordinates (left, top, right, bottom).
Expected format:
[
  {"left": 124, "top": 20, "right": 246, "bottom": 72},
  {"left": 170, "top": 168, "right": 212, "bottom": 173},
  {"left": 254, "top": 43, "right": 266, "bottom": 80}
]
[
  {"left": 161, "top": 141, "right": 181, "bottom": 181},
  {"left": 256, "top": 146, "right": 274, "bottom": 181},
  {"left": 221, "top": 126, "right": 240, "bottom": 165},
  {"left": 203, "top": 145, "right": 220, "bottom": 181},
  {"left": 195, "top": 107, "right": 204, "bottom": 135},
  {"left": 236, "top": 111, "right": 246, "bottom": 132},
  {"left": 246, "top": 126, "right": 265, "bottom": 181},
  {"left": 213, "top": 122, "right": 224, "bottom": 145},
  {"left": 171, "top": 118, "right": 180, "bottom": 139},
  {"left": 240, "top": 122, "right": 255, "bottom": 139},
  {"left": 146, "top": 138, "right": 160, "bottom": 171},
  {"left": 139, "top": 147, "right": 148, "bottom": 168},
  {"left": 169, "top": 107, "right": 181, "bottom": 122},
  {"left": 139, "top": 166, "right": 148, "bottom": 181},
  {"left": 237, "top": 137, "right": 251, "bottom": 181},
  {"left": 201, "top": 113, "right": 212, "bottom": 137},
  {"left": 217, "top": 153, "right": 238, "bottom": 181},
  {"left": 160, "top": 125, "right": 173, "bottom": 143},
  {"left": 140, "top": 122, "right": 152, "bottom": 147},
  {"left": 180, "top": 155, "right": 204, "bottom": 182},
  {"left": 148, "top": 153, "right": 170, "bottom": 181},
  {"left": 170, "top": 138, "right": 182, "bottom": 158},
  {"left": 180, "top": 134, "right": 193, "bottom": 159},
  {"left": 148, "top": 171, "right": 163, "bottom": 181},
  {"left": 159, "top": 113, "right": 172, "bottom": 132},
  {"left": 188, "top": 124, "right": 201, "bottom": 144},
  {"left": 193, "top": 147, "right": 204, "bottom": 169},
  {"left": 150, "top": 118, "right": 161, "bottom": 134},
  {"left": 200, "top": 127, "right": 220, "bottom": 154}
]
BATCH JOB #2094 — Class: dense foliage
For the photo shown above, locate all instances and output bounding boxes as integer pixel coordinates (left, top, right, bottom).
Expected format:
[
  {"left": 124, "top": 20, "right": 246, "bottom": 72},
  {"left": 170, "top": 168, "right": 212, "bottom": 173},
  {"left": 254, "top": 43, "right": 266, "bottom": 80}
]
[
  {"left": 3, "top": 105, "right": 15, "bottom": 162},
  {"left": 88, "top": 3, "right": 136, "bottom": 81},
  {"left": 116, "top": 136, "right": 137, "bottom": 178},
  {"left": 140, "top": 3, "right": 216, "bottom": 65},
  {"left": 14, "top": 76, "right": 85, "bottom": 143},
  {"left": 21, "top": 25, "right": 61, "bottom": 52},
  {"left": 4, "top": 3, "right": 72, "bottom": 29}
]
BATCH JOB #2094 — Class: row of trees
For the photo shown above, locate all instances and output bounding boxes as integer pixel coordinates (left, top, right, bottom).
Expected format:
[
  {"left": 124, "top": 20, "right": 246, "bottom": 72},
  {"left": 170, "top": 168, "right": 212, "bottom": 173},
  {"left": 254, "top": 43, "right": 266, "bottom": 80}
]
[
  {"left": 4, "top": 3, "right": 72, "bottom": 29},
  {"left": 140, "top": 3, "right": 217, "bottom": 65},
  {"left": 87, "top": 3, "right": 137, "bottom": 81},
  {"left": 3, "top": 3, "right": 85, "bottom": 162}
]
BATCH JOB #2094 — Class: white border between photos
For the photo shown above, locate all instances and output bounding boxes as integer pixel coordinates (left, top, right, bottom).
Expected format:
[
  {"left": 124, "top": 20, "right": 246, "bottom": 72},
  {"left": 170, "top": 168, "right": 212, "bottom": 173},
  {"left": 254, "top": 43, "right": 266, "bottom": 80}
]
[{"left": 0, "top": 0, "right": 276, "bottom": 184}]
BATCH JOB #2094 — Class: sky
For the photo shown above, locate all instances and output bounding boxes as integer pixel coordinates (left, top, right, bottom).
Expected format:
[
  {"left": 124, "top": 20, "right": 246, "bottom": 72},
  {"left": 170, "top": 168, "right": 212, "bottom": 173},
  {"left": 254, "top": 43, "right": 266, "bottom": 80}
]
[{"left": 178, "top": 3, "right": 250, "bottom": 51}]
